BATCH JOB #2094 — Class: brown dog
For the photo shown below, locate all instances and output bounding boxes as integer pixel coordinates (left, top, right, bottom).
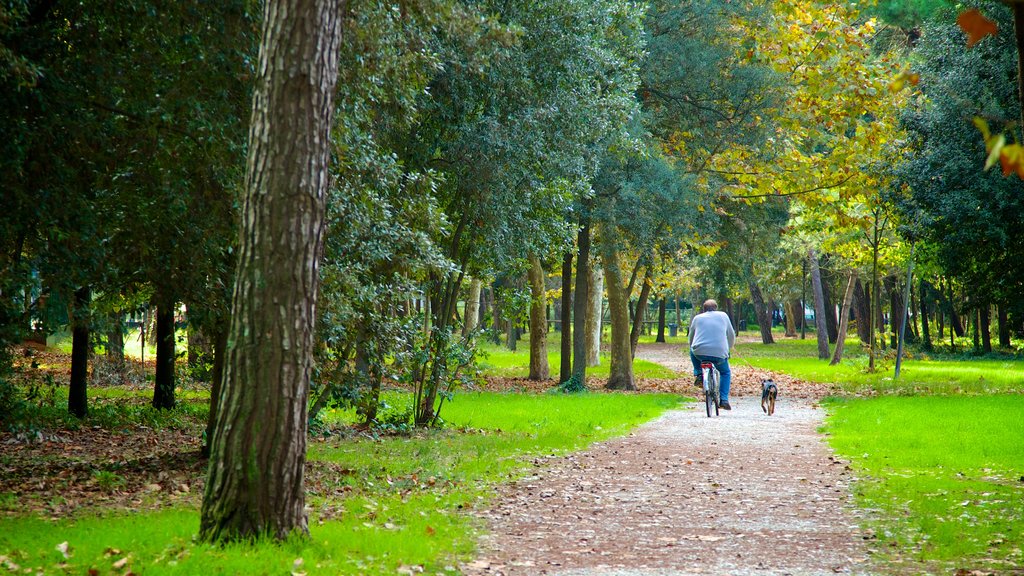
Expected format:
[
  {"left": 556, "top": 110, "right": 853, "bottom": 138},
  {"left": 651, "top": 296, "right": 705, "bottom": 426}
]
[{"left": 761, "top": 379, "right": 778, "bottom": 415}]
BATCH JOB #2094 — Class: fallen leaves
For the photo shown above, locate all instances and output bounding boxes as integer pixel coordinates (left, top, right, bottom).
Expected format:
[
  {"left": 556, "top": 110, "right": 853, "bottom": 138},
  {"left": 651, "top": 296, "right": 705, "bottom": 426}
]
[{"left": 957, "top": 9, "right": 998, "bottom": 48}]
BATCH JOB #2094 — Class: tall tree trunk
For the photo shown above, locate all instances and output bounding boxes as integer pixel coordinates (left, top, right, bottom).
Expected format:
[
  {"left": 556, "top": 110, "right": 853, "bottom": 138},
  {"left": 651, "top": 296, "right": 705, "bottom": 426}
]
[
  {"left": 998, "top": 304, "right": 1011, "bottom": 348},
  {"left": 572, "top": 223, "right": 591, "bottom": 381},
  {"left": 527, "top": 256, "right": 549, "bottom": 381},
  {"left": 629, "top": 268, "right": 653, "bottom": 358},
  {"left": 748, "top": 280, "right": 775, "bottom": 344},
  {"left": 783, "top": 301, "right": 797, "bottom": 337},
  {"left": 463, "top": 278, "right": 482, "bottom": 335},
  {"left": 920, "top": 279, "right": 932, "bottom": 352},
  {"left": 69, "top": 287, "right": 91, "bottom": 419},
  {"left": 203, "top": 328, "right": 228, "bottom": 458},
  {"left": 853, "top": 278, "right": 871, "bottom": 345},
  {"left": 655, "top": 298, "right": 667, "bottom": 342},
  {"left": 153, "top": 303, "right": 176, "bottom": 410},
  {"left": 559, "top": 252, "right": 573, "bottom": 382},
  {"left": 585, "top": 264, "right": 603, "bottom": 366},
  {"left": 830, "top": 271, "right": 857, "bottom": 365},
  {"left": 601, "top": 232, "right": 634, "bottom": 391},
  {"left": 200, "top": 0, "right": 341, "bottom": 543},
  {"left": 106, "top": 312, "right": 125, "bottom": 367},
  {"left": 675, "top": 294, "right": 682, "bottom": 326},
  {"left": 808, "top": 249, "right": 830, "bottom": 359},
  {"left": 820, "top": 261, "right": 839, "bottom": 344},
  {"left": 981, "top": 304, "right": 992, "bottom": 353},
  {"left": 895, "top": 248, "right": 915, "bottom": 380}
]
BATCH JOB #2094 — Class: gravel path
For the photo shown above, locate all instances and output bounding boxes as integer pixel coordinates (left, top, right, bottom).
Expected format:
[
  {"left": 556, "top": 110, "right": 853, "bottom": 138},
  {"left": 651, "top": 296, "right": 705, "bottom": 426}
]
[{"left": 463, "top": 344, "right": 872, "bottom": 576}]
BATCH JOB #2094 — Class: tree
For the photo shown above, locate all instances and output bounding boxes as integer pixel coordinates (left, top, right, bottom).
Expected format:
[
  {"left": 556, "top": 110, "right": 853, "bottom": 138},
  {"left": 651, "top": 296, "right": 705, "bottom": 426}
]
[{"left": 200, "top": 0, "right": 341, "bottom": 543}]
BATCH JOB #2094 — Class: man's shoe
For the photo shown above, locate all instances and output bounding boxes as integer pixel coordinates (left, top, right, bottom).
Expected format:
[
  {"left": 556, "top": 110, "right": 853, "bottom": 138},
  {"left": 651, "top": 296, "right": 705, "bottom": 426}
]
[
  {"left": 693, "top": 374, "right": 703, "bottom": 388},
  {"left": 719, "top": 402, "right": 731, "bottom": 410}
]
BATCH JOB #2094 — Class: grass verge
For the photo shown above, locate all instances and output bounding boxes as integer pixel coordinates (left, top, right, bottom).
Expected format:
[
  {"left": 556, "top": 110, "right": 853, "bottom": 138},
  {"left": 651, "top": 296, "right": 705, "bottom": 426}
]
[
  {"left": 1, "top": 392, "right": 682, "bottom": 575},
  {"left": 825, "top": 395, "right": 1024, "bottom": 572}
]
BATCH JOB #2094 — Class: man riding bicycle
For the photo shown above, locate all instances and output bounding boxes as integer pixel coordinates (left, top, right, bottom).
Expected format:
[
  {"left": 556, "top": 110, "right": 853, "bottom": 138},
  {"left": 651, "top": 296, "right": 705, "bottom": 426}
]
[{"left": 688, "top": 299, "right": 736, "bottom": 410}]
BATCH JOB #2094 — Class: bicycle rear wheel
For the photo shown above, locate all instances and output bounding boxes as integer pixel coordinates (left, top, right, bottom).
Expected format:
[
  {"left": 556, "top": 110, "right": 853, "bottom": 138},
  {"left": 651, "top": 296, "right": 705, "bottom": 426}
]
[
  {"left": 711, "top": 370, "right": 720, "bottom": 416},
  {"left": 705, "top": 386, "right": 714, "bottom": 417}
]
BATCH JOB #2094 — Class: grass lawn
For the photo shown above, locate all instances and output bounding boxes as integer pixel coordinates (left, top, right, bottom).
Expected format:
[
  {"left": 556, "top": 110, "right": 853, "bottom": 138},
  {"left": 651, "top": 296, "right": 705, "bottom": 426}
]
[
  {"left": 825, "top": 395, "right": 1024, "bottom": 571},
  {"left": 0, "top": 392, "right": 681, "bottom": 575},
  {"left": 735, "top": 330, "right": 1024, "bottom": 395},
  {"left": 476, "top": 338, "right": 678, "bottom": 379}
]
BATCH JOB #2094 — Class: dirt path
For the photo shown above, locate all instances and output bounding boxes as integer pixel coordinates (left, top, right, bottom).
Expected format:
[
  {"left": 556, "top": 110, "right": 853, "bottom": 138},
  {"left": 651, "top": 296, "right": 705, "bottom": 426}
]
[{"left": 463, "top": 344, "right": 871, "bottom": 576}]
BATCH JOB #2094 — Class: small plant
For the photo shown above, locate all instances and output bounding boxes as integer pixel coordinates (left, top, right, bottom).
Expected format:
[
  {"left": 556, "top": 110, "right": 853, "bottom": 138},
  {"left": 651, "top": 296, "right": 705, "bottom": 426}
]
[{"left": 92, "top": 469, "right": 126, "bottom": 491}]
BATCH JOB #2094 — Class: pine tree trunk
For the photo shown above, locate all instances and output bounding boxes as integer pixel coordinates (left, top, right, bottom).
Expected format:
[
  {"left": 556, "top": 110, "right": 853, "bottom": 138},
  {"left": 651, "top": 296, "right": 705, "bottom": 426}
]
[
  {"left": 69, "top": 287, "right": 90, "bottom": 419},
  {"left": 808, "top": 249, "right": 830, "bottom": 359},
  {"left": 656, "top": 299, "right": 667, "bottom": 342},
  {"left": 748, "top": 280, "right": 775, "bottom": 344},
  {"left": 527, "top": 256, "right": 549, "bottom": 381},
  {"left": 601, "top": 232, "right": 634, "bottom": 391},
  {"left": 559, "top": 252, "right": 572, "bottom": 383},
  {"left": 572, "top": 223, "right": 590, "bottom": 380},
  {"left": 200, "top": 0, "right": 341, "bottom": 543},
  {"left": 830, "top": 271, "right": 857, "bottom": 365},
  {"left": 464, "top": 278, "right": 482, "bottom": 335},
  {"left": 153, "top": 303, "right": 177, "bottom": 410},
  {"left": 585, "top": 264, "right": 603, "bottom": 366}
]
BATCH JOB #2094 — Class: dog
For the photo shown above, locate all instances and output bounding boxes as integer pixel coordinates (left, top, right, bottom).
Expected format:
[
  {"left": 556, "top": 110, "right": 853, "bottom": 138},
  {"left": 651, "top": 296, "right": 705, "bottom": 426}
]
[{"left": 761, "top": 379, "right": 778, "bottom": 416}]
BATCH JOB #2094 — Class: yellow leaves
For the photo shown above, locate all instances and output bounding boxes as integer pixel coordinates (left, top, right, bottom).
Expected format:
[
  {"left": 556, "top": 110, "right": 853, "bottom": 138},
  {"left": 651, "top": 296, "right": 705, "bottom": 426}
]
[
  {"left": 957, "top": 9, "right": 998, "bottom": 48},
  {"left": 889, "top": 69, "right": 920, "bottom": 93},
  {"left": 973, "top": 117, "right": 1024, "bottom": 178}
]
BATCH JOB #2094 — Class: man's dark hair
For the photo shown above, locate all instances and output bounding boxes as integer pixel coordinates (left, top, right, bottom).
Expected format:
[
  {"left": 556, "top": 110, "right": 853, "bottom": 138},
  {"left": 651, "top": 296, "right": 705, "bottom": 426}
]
[{"left": 703, "top": 299, "right": 718, "bottom": 313}]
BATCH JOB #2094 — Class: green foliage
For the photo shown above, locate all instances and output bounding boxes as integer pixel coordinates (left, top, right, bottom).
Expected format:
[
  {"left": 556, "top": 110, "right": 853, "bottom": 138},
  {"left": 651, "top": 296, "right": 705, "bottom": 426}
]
[{"left": 826, "top": 396, "right": 1024, "bottom": 571}]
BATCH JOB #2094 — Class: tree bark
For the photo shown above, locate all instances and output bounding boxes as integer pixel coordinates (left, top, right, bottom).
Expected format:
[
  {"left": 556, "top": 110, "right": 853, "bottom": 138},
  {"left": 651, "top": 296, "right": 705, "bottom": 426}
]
[
  {"left": 920, "top": 279, "right": 932, "bottom": 351},
  {"left": 998, "top": 304, "right": 1011, "bottom": 348},
  {"left": 527, "top": 256, "right": 549, "bottom": 381},
  {"left": 106, "top": 312, "right": 125, "bottom": 367},
  {"left": 69, "top": 287, "right": 90, "bottom": 419},
  {"left": 655, "top": 298, "right": 667, "bottom": 342},
  {"left": 748, "top": 280, "right": 775, "bottom": 344},
  {"left": 629, "top": 267, "right": 653, "bottom": 358},
  {"left": 200, "top": 0, "right": 341, "bottom": 543},
  {"left": 808, "top": 249, "right": 830, "bottom": 359},
  {"left": 463, "top": 278, "right": 482, "bottom": 335},
  {"left": 559, "top": 251, "right": 572, "bottom": 383},
  {"left": 783, "top": 301, "right": 797, "bottom": 337},
  {"left": 830, "top": 271, "right": 857, "bottom": 365},
  {"left": 572, "top": 222, "right": 590, "bottom": 380},
  {"left": 820, "top": 260, "right": 839, "bottom": 344},
  {"left": 601, "top": 232, "right": 634, "bottom": 390},
  {"left": 981, "top": 304, "right": 992, "bottom": 353},
  {"left": 202, "top": 328, "right": 228, "bottom": 458},
  {"left": 153, "top": 303, "right": 177, "bottom": 410},
  {"left": 853, "top": 278, "right": 871, "bottom": 345},
  {"left": 585, "top": 263, "right": 603, "bottom": 366}
]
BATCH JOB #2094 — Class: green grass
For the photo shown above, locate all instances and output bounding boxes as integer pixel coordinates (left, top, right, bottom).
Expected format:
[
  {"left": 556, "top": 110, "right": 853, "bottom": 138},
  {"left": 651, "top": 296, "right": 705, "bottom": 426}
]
[
  {"left": 735, "top": 332, "right": 1024, "bottom": 395},
  {"left": 0, "top": 392, "right": 681, "bottom": 575},
  {"left": 825, "top": 396, "right": 1024, "bottom": 571},
  {"left": 476, "top": 339, "right": 679, "bottom": 379}
]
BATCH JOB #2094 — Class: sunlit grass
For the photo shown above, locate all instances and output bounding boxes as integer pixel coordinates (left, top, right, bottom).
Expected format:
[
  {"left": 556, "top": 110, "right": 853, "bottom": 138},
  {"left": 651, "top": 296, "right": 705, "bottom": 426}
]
[
  {"left": 826, "top": 396, "right": 1024, "bottom": 571},
  {"left": 736, "top": 331, "right": 1024, "bottom": 395},
  {"left": 1, "top": 393, "right": 682, "bottom": 575}
]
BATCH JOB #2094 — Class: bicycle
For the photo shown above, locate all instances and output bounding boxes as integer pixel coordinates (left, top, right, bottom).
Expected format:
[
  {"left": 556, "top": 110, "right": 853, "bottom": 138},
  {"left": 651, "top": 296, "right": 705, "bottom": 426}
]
[{"left": 701, "top": 361, "right": 720, "bottom": 417}]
